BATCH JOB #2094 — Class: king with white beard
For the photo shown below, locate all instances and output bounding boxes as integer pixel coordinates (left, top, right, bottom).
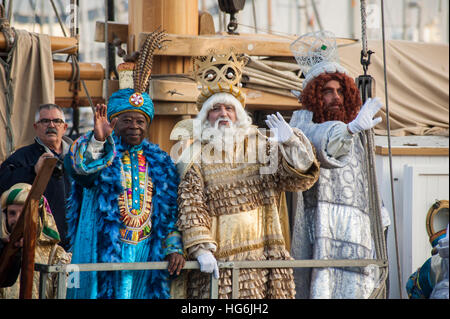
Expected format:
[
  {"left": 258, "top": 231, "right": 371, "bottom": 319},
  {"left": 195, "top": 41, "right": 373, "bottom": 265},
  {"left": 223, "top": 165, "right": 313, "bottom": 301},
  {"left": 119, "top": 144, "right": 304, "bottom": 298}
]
[{"left": 172, "top": 51, "right": 320, "bottom": 299}]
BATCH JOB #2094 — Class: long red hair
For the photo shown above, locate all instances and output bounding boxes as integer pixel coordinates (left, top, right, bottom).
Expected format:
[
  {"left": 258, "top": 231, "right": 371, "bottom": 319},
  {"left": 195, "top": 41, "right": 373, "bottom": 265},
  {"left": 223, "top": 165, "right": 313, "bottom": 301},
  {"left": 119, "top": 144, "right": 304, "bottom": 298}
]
[{"left": 300, "top": 73, "right": 362, "bottom": 124}]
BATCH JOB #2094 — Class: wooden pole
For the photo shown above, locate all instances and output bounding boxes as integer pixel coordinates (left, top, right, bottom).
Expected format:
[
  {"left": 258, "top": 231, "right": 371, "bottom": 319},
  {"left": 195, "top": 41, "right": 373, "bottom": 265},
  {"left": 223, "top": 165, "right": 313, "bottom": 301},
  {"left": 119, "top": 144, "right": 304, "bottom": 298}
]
[
  {"left": 19, "top": 198, "right": 39, "bottom": 299},
  {"left": 0, "top": 158, "right": 57, "bottom": 298},
  {"left": 53, "top": 61, "right": 104, "bottom": 80},
  {"left": 0, "top": 34, "right": 77, "bottom": 54},
  {"left": 128, "top": 0, "right": 198, "bottom": 153},
  {"left": 128, "top": 0, "right": 198, "bottom": 73}
]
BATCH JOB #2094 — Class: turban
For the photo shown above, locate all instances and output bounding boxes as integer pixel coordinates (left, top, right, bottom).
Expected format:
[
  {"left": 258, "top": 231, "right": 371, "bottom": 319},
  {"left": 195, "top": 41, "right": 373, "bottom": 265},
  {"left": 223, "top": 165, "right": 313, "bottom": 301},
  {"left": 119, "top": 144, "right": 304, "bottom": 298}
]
[
  {"left": 107, "top": 88, "right": 154, "bottom": 123},
  {"left": 1, "top": 183, "right": 31, "bottom": 209}
]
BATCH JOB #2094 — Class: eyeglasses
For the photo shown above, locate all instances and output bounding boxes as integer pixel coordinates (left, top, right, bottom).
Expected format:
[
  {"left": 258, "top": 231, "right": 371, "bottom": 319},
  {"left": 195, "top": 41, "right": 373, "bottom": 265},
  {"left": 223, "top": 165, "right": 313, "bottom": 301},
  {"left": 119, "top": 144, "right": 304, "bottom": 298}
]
[{"left": 37, "top": 118, "right": 65, "bottom": 126}]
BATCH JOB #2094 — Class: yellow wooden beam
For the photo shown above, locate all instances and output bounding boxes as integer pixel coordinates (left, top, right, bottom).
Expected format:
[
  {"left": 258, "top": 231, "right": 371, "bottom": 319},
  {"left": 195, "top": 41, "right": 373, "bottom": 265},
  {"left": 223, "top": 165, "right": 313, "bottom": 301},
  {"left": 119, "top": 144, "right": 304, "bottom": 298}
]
[
  {"left": 149, "top": 77, "right": 301, "bottom": 110},
  {"left": 138, "top": 32, "right": 357, "bottom": 57},
  {"left": 94, "top": 21, "right": 357, "bottom": 57},
  {"left": 94, "top": 21, "right": 128, "bottom": 43},
  {"left": 375, "top": 146, "right": 449, "bottom": 156},
  {"left": 55, "top": 80, "right": 104, "bottom": 108},
  {"left": 53, "top": 61, "right": 104, "bottom": 80},
  {"left": 0, "top": 33, "right": 77, "bottom": 54}
]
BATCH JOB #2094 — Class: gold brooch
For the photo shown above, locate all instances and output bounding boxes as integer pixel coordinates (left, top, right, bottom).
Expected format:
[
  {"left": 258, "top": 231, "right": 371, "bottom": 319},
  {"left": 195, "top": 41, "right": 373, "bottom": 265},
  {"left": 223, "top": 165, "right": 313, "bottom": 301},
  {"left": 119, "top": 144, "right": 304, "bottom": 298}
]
[{"left": 129, "top": 92, "right": 144, "bottom": 107}]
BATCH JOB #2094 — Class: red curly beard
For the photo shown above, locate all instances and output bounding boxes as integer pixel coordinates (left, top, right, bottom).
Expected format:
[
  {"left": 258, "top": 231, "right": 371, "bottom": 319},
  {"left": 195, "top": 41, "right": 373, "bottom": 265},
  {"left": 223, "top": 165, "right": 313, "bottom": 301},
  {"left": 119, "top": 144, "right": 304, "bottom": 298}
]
[{"left": 300, "top": 73, "right": 362, "bottom": 124}]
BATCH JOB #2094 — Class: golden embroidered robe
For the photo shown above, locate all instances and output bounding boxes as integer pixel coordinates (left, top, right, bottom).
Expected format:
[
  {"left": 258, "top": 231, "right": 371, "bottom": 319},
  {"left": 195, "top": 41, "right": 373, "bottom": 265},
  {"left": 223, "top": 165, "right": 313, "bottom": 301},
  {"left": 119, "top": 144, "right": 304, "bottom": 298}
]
[{"left": 176, "top": 127, "right": 319, "bottom": 299}]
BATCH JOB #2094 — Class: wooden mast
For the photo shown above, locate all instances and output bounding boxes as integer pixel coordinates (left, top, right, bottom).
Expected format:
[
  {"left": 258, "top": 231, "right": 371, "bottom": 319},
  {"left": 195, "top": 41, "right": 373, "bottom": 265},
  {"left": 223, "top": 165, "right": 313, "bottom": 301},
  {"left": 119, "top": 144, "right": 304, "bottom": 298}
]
[{"left": 128, "top": 0, "right": 199, "bottom": 153}]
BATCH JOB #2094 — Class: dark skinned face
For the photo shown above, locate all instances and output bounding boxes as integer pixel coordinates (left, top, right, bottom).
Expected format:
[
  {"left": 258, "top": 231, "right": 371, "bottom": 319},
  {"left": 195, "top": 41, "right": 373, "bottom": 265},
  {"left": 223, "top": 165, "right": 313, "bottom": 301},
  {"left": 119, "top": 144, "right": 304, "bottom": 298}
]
[{"left": 113, "top": 111, "right": 149, "bottom": 146}]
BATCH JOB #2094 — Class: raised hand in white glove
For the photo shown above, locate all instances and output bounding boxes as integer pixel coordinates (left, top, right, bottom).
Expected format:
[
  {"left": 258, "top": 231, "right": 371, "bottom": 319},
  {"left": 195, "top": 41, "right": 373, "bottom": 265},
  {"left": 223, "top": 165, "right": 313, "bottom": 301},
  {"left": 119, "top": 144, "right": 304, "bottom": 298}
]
[
  {"left": 265, "top": 112, "right": 294, "bottom": 143},
  {"left": 197, "top": 251, "right": 219, "bottom": 279},
  {"left": 347, "top": 97, "right": 383, "bottom": 134}
]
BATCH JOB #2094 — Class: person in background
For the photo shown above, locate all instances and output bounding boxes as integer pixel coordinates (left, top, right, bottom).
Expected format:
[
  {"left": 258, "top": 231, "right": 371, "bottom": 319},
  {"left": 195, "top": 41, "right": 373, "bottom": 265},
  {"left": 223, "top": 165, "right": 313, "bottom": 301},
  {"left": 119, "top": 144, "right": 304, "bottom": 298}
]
[
  {"left": 0, "top": 103, "right": 72, "bottom": 250},
  {"left": 0, "top": 183, "right": 71, "bottom": 299},
  {"left": 406, "top": 224, "right": 449, "bottom": 299}
]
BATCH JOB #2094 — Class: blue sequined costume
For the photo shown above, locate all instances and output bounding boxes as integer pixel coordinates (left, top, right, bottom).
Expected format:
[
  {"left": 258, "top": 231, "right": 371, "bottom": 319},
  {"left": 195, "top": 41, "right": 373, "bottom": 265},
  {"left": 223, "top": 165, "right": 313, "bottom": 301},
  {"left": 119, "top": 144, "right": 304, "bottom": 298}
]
[{"left": 64, "top": 131, "right": 182, "bottom": 299}]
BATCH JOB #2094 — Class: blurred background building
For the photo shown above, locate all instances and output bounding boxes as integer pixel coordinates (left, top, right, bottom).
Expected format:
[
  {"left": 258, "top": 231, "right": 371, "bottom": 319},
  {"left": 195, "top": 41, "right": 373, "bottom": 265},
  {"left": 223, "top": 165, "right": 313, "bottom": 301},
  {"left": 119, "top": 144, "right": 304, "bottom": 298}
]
[
  {"left": 5, "top": 0, "right": 446, "bottom": 133},
  {"left": 3, "top": 0, "right": 448, "bottom": 134},
  {"left": 6, "top": 0, "right": 449, "bottom": 66}
]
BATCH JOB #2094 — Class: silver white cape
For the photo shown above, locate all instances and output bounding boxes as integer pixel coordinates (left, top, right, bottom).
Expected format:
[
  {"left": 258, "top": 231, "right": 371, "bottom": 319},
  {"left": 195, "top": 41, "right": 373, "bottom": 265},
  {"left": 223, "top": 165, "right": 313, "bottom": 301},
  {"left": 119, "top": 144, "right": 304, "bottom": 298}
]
[{"left": 289, "top": 110, "right": 379, "bottom": 299}]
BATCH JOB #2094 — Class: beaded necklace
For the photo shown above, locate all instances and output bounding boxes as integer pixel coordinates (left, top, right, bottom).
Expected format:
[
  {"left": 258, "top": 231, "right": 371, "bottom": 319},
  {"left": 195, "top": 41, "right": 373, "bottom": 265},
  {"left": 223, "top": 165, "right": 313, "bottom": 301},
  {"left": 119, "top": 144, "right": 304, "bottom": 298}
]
[{"left": 118, "top": 149, "right": 153, "bottom": 244}]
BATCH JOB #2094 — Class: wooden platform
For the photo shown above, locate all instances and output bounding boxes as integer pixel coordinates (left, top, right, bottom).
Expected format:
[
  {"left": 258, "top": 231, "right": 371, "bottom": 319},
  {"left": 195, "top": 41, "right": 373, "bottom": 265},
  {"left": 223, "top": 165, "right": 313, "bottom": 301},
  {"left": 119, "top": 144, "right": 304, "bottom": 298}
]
[
  {"left": 375, "top": 135, "right": 449, "bottom": 156},
  {"left": 148, "top": 75, "right": 301, "bottom": 112},
  {"left": 95, "top": 21, "right": 357, "bottom": 57}
]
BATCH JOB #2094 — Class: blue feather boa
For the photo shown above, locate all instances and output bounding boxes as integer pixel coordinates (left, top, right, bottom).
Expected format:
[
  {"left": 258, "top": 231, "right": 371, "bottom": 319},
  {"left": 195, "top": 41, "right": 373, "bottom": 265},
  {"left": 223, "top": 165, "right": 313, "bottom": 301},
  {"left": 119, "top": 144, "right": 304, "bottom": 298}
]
[{"left": 66, "top": 133, "right": 180, "bottom": 299}]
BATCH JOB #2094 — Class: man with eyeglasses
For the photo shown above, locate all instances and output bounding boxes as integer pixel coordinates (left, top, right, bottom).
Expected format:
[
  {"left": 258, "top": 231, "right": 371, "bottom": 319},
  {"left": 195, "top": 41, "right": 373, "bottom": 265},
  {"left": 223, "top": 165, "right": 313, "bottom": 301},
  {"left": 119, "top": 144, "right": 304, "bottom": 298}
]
[{"left": 0, "top": 103, "right": 73, "bottom": 250}]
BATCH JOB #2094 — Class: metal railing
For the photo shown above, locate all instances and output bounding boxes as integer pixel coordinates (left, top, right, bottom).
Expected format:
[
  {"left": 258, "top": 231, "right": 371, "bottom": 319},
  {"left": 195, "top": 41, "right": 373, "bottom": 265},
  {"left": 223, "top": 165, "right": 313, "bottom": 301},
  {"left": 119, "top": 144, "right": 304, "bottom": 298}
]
[{"left": 35, "top": 258, "right": 388, "bottom": 299}]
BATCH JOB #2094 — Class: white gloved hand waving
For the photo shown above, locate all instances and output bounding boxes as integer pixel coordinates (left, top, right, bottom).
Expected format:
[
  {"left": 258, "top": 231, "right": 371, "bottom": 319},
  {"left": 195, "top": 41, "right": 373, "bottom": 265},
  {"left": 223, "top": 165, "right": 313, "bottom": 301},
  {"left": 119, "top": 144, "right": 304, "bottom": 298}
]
[
  {"left": 347, "top": 97, "right": 383, "bottom": 134},
  {"left": 197, "top": 251, "right": 219, "bottom": 279},
  {"left": 265, "top": 112, "right": 294, "bottom": 143}
]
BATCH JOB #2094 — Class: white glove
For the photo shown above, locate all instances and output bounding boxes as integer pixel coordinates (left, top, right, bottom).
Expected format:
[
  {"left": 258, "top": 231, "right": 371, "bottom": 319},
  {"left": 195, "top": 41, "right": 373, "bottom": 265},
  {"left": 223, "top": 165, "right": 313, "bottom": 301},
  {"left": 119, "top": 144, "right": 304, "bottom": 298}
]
[
  {"left": 347, "top": 97, "right": 383, "bottom": 134},
  {"left": 197, "top": 251, "right": 219, "bottom": 279},
  {"left": 265, "top": 112, "right": 294, "bottom": 143}
]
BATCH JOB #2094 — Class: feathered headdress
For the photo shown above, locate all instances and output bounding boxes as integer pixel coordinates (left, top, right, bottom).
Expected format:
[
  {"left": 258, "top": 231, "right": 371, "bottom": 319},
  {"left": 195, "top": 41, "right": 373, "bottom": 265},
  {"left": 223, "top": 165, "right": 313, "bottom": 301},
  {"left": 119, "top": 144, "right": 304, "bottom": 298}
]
[{"left": 107, "top": 28, "right": 168, "bottom": 122}]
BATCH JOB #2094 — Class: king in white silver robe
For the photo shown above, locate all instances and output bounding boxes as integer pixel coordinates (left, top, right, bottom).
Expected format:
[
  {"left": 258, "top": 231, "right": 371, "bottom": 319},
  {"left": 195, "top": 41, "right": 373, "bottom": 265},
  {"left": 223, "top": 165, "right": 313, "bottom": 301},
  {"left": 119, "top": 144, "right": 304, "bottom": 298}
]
[{"left": 289, "top": 110, "right": 380, "bottom": 299}]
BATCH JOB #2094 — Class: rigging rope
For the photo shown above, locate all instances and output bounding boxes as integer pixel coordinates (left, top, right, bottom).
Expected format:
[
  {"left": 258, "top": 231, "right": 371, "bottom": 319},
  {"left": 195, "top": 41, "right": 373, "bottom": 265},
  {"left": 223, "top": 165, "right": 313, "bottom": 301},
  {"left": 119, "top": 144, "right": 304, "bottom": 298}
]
[
  {"left": 251, "top": 0, "right": 258, "bottom": 34},
  {"left": 364, "top": 130, "right": 389, "bottom": 298},
  {"left": 49, "top": 0, "right": 95, "bottom": 136},
  {"left": 359, "top": 0, "right": 389, "bottom": 299},
  {"left": 359, "top": 0, "right": 403, "bottom": 299},
  {"left": 360, "top": 0, "right": 368, "bottom": 56},
  {"left": 50, "top": 0, "right": 68, "bottom": 37},
  {"left": 379, "top": 0, "right": 403, "bottom": 299}
]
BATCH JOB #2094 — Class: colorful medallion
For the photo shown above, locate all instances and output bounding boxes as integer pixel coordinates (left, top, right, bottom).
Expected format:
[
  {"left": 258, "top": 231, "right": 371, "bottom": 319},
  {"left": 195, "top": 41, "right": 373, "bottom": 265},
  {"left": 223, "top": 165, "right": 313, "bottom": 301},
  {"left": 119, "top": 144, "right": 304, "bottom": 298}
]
[
  {"left": 129, "top": 92, "right": 144, "bottom": 107},
  {"left": 118, "top": 150, "right": 153, "bottom": 244}
]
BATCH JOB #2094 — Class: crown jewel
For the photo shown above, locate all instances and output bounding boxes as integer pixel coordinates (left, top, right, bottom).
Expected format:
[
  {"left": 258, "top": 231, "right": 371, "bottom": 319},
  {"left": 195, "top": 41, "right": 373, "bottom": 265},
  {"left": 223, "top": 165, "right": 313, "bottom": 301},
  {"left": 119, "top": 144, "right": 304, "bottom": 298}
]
[
  {"left": 290, "top": 30, "right": 339, "bottom": 75},
  {"left": 193, "top": 50, "right": 248, "bottom": 109},
  {"left": 290, "top": 30, "right": 349, "bottom": 89},
  {"left": 193, "top": 51, "right": 247, "bottom": 89}
]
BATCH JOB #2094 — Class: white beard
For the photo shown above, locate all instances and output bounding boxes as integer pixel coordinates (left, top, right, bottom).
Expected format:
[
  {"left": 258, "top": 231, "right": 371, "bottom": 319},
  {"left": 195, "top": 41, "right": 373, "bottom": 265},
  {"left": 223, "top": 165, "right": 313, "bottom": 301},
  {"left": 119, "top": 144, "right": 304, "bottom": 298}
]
[
  {"left": 201, "top": 117, "right": 251, "bottom": 164},
  {"left": 202, "top": 117, "right": 237, "bottom": 142}
]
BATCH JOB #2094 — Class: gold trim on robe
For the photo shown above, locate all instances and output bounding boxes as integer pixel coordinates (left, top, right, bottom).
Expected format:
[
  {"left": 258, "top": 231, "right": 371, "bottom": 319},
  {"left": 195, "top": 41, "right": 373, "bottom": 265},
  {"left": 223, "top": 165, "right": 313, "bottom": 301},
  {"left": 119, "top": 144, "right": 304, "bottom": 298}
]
[{"left": 176, "top": 127, "right": 319, "bottom": 299}]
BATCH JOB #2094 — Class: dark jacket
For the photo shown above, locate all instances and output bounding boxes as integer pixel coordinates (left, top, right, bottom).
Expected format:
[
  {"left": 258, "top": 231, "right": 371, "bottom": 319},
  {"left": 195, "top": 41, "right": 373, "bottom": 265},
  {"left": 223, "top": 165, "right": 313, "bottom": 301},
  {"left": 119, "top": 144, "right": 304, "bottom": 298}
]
[
  {"left": 0, "top": 240, "right": 21, "bottom": 287},
  {"left": 0, "top": 137, "right": 72, "bottom": 249}
]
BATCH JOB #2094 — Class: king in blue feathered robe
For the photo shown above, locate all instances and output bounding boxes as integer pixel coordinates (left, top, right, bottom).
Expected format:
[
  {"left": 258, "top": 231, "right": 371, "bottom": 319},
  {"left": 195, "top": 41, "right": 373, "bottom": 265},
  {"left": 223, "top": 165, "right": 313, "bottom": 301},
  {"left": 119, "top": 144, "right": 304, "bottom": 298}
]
[{"left": 64, "top": 131, "right": 183, "bottom": 299}]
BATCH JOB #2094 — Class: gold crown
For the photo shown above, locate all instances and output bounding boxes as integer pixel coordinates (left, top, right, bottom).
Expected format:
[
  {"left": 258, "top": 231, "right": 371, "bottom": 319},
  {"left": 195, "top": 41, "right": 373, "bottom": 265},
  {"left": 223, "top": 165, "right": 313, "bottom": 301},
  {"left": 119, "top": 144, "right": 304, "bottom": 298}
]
[{"left": 193, "top": 50, "right": 248, "bottom": 108}]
